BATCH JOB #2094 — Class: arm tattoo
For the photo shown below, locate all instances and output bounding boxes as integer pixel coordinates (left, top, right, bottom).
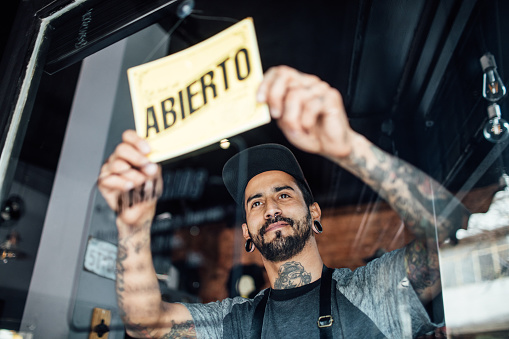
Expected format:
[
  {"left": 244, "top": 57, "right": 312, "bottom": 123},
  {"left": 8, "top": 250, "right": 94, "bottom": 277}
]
[
  {"left": 346, "top": 144, "right": 470, "bottom": 242},
  {"left": 340, "top": 143, "right": 470, "bottom": 299},
  {"left": 116, "top": 242, "right": 128, "bottom": 318},
  {"left": 405, "top": 239, "right": 441, "bottom": 296},
  {"left": 161, "top": 320, "right": 197, "bottom": 339},
  {"left": 274, "top": 261, "right": 312, "bottom": 289},
  {"left": 116, "top": 219, "right": 160, "bottom": 333}
]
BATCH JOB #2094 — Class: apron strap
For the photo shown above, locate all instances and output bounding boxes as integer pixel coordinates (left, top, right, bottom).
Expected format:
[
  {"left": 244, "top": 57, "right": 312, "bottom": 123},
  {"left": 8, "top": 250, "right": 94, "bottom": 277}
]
[
  {"left": 249, "top": 288, "right": 270, "bottom": 339},
  {"left": 318, "top": 266, "right": 334, "bottom": 339}
]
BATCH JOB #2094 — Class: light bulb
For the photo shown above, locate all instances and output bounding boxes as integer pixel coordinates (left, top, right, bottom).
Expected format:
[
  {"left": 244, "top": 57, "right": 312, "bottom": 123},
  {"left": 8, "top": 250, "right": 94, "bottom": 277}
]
[
  {"left": 219, "top": 138, "right": 230, "bottom": 149},
  {"left": 177, "top": 0, "right": 194, "bottom": 19},
  {"left": 480, "top": 53, "right": 507, "bottom": 102},
  {"left": 483, "top": 103, "right": 509, "bottom": 143}
]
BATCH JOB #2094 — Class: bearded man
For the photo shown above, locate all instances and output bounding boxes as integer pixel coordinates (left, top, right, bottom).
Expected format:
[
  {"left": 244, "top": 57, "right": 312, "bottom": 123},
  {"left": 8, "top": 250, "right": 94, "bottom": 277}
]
[{"left": 98, "top": 66, "right": 470, "bottom": 338}]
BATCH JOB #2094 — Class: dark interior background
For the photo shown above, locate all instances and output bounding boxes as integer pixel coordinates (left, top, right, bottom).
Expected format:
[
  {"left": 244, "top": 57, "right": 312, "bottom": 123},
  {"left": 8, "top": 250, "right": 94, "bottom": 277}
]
[{"left": 8, "top": 0, "right": 508, "bottom": 213}]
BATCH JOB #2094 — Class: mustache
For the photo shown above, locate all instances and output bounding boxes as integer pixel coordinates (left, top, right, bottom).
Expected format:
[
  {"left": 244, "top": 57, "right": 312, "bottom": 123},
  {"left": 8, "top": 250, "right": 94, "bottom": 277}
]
[{"left": 260, "top": 215, "right": 295, "bottom": 236}]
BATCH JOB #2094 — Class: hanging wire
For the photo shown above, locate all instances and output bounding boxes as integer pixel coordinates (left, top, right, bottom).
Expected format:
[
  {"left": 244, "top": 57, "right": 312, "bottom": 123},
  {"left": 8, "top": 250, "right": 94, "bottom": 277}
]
[
  {"left": 141, "top": 8, "right": 240, "bottom": 64},
  {"left": 189, "top": 10, "right": 239, "bottom": 24},
  {"left": 494, "top": 0, "right": 504, "bottom": 78},
  {"left": 141, "top": 16, "right": 184, "bottom": 64}
]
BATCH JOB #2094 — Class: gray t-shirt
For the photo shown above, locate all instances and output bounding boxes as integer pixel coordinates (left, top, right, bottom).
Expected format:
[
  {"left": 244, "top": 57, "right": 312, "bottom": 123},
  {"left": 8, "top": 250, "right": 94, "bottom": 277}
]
[{"left": 182, "top": 248, "right": 440, "bottom": 338}]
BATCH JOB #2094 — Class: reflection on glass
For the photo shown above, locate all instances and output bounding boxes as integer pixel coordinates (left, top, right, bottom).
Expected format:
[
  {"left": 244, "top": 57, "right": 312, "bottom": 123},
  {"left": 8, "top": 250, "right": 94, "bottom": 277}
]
[
  {"left": 479, "top": 253, "right": 495, "bottom": 281},
  {"left": 461, "top": 256, "right": 475, "bottom": 285}
]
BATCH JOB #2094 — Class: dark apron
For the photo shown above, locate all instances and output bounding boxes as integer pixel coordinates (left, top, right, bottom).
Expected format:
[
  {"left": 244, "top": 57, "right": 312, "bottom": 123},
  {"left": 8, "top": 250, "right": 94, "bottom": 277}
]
[{"left": 250, "top": 266, "right": 386, "bottom": 339}]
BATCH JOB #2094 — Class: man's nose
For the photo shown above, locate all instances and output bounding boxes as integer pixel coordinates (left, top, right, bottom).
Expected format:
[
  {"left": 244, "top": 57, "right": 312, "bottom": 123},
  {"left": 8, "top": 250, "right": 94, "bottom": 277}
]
[{"left": 264, "top": 199, "right": 281, "bottom": 219}]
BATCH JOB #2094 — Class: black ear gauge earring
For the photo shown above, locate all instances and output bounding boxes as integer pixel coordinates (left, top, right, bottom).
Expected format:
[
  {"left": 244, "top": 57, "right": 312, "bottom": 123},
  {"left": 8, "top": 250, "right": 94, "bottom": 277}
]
[
  {"left": 245, "top": 239, "right": 255, "bottom": 253},
  {"left": 313, "top": 220, "right": 323, "bottom": 234}
]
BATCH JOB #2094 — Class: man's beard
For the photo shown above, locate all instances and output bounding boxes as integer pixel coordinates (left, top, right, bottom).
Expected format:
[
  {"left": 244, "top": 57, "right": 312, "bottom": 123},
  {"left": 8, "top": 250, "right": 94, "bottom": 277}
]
[{"left": 249, "top": 210, "right": 312, "bottom": 262}]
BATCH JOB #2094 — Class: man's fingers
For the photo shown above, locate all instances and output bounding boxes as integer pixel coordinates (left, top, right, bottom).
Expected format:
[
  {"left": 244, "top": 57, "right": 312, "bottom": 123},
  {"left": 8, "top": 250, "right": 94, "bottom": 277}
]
[
  {"left": 261, "top": 66, "right": 353, "bottom": 158},
  {"left": 98, "top": 132, "right": 161, "bottom": 198},
  {"left": 260, "top": 66, "right": 326, "bottom": 121},
  {"left": 102, "top": 140, "right": 158, "bottom": 183},
  {"left": 100, "top": 168, "right": 148, "bottom": 190},
  {"left": 279, "top": 81, "right": 329, "bottom": 133},
  {"left": 300, "top": 85, "right": 338, "bottom": 131},
  {"left": 287, "top": 73, "right": 321, "bottom": 89},
  {"left": 98, "top": 174, "right": 135, "bottom": 192},
  {"left": 122, "top": 129, "right": 151, "bottom": 155},
  {"left": 104, "top": 157, "right": 131, "bottom": 176},
  {"left": 97, "top": 130, "right": 162, "bottom": 221},
  {"left": 100, "top": 176, "right": 162, "bottom": 215},
  {"left": 257, "top": 66, "right": 280, "bottom": 102},
  {"left": 110, "top": 143, "right": 151, "bottom": 169},
  {"left": 99, "top": 154, "right": 161, "bottom": 197},
  {"left": 259, "top": 66, "right": 301, "bottom": 118},
  {"left": 278, "top": 88, "right": 306, "bottom": 132},
  {"left": 115, "top": 178, "right": 162, "bottom": 215},
  {"left": 264, "top": 73, "right": 294, "bottom": 118},
  {"left": 300, "top": 96, "right": 324, "bottom": 131}
]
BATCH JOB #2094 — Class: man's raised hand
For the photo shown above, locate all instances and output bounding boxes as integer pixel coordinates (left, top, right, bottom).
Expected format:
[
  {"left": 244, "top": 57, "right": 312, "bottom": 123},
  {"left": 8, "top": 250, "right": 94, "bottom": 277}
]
[
  {"left": 98, "top": 130, "right": 162, "bottom": 226},
  {"left": 257, "top": 66, "right": 355, "bottom": 159}
]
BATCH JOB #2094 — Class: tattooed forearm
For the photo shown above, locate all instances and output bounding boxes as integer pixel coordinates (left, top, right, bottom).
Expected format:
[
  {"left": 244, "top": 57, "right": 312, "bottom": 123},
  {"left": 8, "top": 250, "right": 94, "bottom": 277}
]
[
  {"left": 116, "top": 220, "right": 152, "bottom": 298},
  {"left": 115, "top": 218, "right": 164, "bottom": 333},
  {"left": 274, "top": 261, "right": 312, "bottom": 289},
  {"left": 119, "top": 218, "right": 152, "bottom": 239},
  {"left": 116, "top": 241, "right": 128, "bottom": 318},
  {"left": 114, "top": 200, "right": 194, "bottom": 338},
  {"left": 161, "top": 321, "right": 197, "bottom": 339},
  {"left": 341, "top": 143, "right": 470, "bottom": 242},
  {"left": 332, "top": 136, "right": 470, "bottom": 302}
]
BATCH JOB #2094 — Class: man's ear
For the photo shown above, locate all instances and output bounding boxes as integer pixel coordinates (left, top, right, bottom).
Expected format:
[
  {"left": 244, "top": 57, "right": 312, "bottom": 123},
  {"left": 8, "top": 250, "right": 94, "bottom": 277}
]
[
  {"left": 309, "top": 202, "right": 322, "bottom": 221},
  {"left": 242, "top": 223, "right": 250, "bottom": 240}
]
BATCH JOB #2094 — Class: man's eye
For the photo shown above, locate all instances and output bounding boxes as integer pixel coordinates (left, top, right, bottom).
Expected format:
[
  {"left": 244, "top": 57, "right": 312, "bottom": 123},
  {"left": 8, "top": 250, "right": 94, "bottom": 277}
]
[
  {"left": 252, "top": 201, "right": 261, "bottom": 208},
  {"left": 280, "top": 193, "right": 290, "bottom": 199}
]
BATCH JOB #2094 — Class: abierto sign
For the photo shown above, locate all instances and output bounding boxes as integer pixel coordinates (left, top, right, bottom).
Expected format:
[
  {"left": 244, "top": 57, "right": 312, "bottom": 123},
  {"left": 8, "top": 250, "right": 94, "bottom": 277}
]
[{"left": 128, "top": 18, "right": 270, "bottom": 163}]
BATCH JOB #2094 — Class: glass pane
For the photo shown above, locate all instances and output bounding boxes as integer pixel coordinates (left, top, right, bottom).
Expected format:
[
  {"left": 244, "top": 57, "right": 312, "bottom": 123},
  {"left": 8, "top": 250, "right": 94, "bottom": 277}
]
[
  {"left": 479, "top": 253, "right": 495, "bottom": 281},
  {"left": 2, "top": 1, "right": 509, "bottom": 338},
  {"left": 499, "top": 249, "right": 509, "bottom": 277},
  {"left": 461, "top": 255, "right": 476, "bottom": 285},
  {"left": 442, "top": 259, "right": 457, "bottom": 288}
]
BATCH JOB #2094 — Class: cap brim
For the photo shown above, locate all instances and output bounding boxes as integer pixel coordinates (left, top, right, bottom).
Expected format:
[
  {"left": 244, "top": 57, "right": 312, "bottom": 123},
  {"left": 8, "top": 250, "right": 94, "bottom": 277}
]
[{"left": 222, "top": 144, "right": 312, "bottom": 205}]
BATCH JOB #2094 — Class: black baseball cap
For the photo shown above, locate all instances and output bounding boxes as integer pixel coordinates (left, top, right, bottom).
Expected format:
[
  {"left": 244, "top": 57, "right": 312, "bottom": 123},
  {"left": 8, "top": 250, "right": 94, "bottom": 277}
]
[{"left": 222, "top": 144, "right": 313, "bottom": 206}]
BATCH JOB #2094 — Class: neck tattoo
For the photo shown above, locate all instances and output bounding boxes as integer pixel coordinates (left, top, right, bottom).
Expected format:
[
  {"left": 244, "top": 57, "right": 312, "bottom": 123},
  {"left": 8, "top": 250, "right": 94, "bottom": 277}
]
[{"left": 274, "top": 261, "right": 312, "bottom": 289}]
